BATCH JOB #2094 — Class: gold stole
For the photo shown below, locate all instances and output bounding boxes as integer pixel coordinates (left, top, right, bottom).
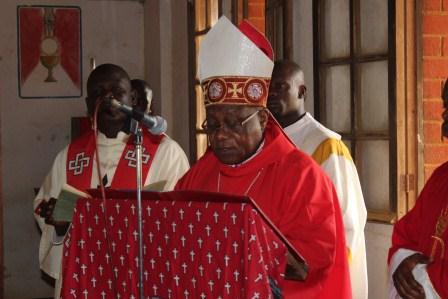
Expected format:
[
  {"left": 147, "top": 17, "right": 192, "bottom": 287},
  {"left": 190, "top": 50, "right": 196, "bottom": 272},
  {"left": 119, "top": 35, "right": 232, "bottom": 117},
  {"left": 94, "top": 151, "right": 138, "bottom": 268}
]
[{"left": 430, "top": 207, "right": 448, "bottom": 260}]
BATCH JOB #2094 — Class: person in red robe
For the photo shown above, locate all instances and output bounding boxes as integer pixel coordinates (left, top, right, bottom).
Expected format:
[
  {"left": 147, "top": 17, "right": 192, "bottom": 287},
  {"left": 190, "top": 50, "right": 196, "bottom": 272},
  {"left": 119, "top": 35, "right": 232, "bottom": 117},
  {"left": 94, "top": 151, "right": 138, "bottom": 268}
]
[
  {"left": 388, "top": 80, "right": 448, "bottom": 299},
  {"left": 175, "top": 16, "right": 351, "bottom": 298}
]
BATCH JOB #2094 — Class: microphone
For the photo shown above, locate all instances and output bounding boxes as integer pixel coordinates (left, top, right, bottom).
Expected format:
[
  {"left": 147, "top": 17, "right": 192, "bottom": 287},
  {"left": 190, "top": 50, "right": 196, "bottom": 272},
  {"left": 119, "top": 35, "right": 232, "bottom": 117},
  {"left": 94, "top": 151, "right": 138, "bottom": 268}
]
[{"left": 111, "top": 99, "right": 167, "bottom": 135}]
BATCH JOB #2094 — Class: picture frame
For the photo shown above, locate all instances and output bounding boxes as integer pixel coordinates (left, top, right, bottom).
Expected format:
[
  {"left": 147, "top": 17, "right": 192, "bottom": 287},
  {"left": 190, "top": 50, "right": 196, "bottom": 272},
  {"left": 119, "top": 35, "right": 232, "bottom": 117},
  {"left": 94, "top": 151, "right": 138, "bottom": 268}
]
[{"left": 17, "top": 5, "right": 82, "bottom": 98}]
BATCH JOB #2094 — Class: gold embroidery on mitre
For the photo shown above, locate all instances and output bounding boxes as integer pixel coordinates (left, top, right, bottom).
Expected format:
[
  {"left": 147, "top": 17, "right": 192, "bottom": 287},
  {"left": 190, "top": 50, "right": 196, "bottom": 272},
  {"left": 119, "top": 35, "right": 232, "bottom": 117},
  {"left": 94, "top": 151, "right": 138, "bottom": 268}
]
[
  {"left": 430, "top": 207, "right": 448, "bottom": 260},
  {"left": 202, "top": 76, "right": 270, "bottom": 107}
]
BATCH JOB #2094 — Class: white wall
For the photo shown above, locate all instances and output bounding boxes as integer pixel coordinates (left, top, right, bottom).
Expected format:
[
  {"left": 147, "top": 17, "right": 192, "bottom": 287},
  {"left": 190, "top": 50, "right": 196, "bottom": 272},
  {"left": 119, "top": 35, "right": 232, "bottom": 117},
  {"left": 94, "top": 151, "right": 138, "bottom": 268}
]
[
  {"left": 365, "top": 222, "right": 393, "bottom": 299},
  {"left": 292, "top": 2, "right": 394, "bottom": 299},
  {"left": 0, "top": 1, "right": 145, "bottom": 297},
  {"left": 144, "top": 0, "right": 190, "bottom": 158},
  {"left": 292, "top": 0, "right": 315, "bottom": 115}
]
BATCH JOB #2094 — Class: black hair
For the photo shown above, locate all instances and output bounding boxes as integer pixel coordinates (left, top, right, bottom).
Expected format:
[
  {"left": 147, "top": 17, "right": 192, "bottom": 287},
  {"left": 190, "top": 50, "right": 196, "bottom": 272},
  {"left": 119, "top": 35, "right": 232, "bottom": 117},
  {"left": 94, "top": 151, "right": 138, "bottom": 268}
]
[{"left": 87, "top": 63, "right": 130, "bottom": 94}]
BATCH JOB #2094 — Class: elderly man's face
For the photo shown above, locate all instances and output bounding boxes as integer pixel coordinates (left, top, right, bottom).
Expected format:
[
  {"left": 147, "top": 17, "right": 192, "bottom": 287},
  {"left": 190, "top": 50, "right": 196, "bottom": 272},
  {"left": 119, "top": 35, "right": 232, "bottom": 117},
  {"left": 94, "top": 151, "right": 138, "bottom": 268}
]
[{"left": 204, "top": 105, "right": 268, "bottom": 165}]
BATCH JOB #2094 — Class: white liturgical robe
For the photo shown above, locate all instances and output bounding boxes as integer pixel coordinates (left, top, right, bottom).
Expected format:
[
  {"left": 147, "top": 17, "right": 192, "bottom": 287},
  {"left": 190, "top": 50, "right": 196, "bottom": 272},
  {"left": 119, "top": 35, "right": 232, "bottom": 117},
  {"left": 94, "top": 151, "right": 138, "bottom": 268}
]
[{"left": 284, "top": 112, "right": 368, "bottom": 299}]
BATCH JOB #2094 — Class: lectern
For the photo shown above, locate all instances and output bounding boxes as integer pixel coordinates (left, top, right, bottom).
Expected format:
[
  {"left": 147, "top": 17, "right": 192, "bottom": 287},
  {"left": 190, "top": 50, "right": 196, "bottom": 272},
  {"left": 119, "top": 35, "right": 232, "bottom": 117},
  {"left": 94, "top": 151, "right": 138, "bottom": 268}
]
[{"left": 60, "top": 190, "right": 305, "bottom": 298}]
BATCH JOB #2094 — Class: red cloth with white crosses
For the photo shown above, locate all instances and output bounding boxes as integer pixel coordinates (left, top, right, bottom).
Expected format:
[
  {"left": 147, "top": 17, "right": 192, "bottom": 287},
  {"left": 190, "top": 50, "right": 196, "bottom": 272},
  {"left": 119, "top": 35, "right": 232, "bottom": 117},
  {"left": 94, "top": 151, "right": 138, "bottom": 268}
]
[
  {"left": 60, "top": 190, "right": 287, "bottom": 299},
  {"left": 66, "top": 129, "right": 163, "bottom": 189}
]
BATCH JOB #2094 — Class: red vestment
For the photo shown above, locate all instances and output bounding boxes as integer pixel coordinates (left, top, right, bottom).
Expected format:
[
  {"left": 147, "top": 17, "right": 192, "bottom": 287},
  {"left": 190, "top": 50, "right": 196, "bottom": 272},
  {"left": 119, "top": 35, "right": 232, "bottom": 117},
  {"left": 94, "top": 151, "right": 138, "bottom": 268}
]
[
  {"left": 389, "top": 161, "right": 448, "bottom": 297},
  {"left": 176, "top": 120, "right": 351, "bottom": 298}
]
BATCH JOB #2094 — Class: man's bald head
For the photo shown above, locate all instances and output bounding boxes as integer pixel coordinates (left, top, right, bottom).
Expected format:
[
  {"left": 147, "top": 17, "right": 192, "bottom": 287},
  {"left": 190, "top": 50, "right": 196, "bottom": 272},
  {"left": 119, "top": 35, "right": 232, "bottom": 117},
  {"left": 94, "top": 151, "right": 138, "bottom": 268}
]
[
  {"left": 87, "top": 64, "right": 130, "bottom": 96},
  {"left": 268, "top": 60, "right": 307, "bottom": 128},
  {"left": 273, "top": 60, "right": 305, "bottom": 87}
]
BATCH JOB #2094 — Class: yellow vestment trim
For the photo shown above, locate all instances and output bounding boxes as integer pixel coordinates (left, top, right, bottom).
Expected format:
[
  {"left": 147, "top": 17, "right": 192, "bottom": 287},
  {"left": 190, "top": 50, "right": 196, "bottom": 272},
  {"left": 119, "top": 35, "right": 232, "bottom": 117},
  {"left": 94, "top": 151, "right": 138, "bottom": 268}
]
[{"left": 312, "top": 138, "right": 353, "bottom": 164}]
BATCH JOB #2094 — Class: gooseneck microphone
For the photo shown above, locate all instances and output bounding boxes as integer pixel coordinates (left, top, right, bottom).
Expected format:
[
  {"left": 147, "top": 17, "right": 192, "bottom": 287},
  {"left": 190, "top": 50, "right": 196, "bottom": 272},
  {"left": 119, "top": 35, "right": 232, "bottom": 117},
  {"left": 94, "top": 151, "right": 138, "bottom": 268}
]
[{"left": 111, "top": 99, "right": 167, "bottom": 135}]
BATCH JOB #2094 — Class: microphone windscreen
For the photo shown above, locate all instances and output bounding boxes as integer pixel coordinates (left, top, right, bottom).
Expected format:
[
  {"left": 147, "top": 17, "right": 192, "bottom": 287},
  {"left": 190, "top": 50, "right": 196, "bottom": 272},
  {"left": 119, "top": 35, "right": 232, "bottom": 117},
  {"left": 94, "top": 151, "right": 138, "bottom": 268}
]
[{"left": 149, "top": 116, "right": 167, "bottom": 135}]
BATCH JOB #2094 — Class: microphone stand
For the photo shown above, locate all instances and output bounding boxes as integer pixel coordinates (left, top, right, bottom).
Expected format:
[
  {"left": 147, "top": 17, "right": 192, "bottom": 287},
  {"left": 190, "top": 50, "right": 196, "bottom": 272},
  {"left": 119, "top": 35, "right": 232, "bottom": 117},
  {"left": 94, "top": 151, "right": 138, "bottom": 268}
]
[{"left": 130, "top": 120, "right": 145, "bottom": 299}]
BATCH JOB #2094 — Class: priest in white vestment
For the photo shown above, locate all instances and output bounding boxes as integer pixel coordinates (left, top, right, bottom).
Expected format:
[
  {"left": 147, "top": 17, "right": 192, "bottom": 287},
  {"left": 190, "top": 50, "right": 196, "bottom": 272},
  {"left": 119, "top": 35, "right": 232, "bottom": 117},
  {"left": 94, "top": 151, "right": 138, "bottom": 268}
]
[
  {"left": 34, "top": 63, "right": 189, "bottom": 298},
  {"left": 268, "top": 60, "right": 368, "bottom": 299}
]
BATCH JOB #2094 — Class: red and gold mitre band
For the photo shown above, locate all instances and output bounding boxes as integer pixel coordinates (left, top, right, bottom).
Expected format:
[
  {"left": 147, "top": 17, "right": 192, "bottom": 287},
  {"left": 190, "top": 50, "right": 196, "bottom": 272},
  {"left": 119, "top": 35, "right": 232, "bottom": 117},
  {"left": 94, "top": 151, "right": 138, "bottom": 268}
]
[{"left": 202, "top": 76, "right": 271, "bottom": 107}]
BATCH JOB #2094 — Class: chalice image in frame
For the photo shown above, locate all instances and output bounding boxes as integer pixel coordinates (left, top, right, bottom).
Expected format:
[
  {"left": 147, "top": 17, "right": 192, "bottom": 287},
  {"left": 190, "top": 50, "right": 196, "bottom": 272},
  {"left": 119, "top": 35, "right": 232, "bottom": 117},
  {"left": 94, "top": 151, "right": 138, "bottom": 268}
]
[
  {"left": 40, "top": 7, "right": 60, "bottom": 82},
  {"left": 40, "top": 36, "right": 60, "bottom": 82},
  {"left": 17, "top": 5, "right": 82, "bottom": 98}
]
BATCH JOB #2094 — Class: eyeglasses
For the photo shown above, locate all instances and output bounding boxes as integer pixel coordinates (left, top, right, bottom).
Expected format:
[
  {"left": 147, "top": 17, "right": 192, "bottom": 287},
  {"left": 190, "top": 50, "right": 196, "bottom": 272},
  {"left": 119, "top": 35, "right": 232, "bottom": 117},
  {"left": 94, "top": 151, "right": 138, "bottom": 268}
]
[{"left": 201, "top": 110, "right": 261, "bottom": 135}]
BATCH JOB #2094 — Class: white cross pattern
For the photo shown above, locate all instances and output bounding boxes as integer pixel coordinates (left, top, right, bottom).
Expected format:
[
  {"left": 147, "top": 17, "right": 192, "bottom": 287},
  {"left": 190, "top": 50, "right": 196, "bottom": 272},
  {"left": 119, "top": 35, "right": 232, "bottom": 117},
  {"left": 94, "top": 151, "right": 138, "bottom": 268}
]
[
  {"left": 62, "top": 199, "right": 290, "bottom": 298},
  {"left": 124, "top": 148, "right": 150, "bottom": 167},
  {"left": 68, "top": 152, "right": 90, "bottom": 175}
]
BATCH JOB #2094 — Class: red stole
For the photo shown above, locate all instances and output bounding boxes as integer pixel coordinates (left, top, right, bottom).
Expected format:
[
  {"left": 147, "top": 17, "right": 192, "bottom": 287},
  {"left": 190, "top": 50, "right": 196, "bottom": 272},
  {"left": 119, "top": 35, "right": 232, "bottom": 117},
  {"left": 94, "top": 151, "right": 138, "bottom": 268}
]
[{"left": 66, "top": 129, "right": 163, "bottom": 190}]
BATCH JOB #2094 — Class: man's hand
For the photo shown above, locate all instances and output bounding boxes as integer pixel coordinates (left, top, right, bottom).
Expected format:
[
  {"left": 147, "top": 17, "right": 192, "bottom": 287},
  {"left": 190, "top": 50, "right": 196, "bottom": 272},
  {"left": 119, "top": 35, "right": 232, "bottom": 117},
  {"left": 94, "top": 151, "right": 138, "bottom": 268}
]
[
  {"left": 393, "top": 253, "right": 431, "bottom": 299},
  {"left": 284, "top": 252, "right": 308, "bottom": 281},
  {"left": 38, "top": 198, "right": 70, "bottom": 236}
]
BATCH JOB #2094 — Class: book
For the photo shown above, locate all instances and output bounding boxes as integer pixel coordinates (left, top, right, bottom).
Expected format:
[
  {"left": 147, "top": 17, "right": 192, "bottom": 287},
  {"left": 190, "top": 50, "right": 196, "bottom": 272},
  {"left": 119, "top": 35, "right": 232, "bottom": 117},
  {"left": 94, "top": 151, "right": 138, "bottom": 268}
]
[
  {"left": 52, "top": 181, "right": 166, "bottom": 222},
  {"left": 52, "top": 184, "right": 90, "bottom": 222},
  {"left": 142, "top": 180, "right": 167, "bottom": 192}
]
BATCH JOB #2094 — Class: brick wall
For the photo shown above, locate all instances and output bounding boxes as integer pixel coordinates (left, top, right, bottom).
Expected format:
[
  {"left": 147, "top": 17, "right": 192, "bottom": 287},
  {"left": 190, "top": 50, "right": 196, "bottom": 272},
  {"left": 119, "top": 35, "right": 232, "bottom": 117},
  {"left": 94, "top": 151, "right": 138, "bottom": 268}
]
[
  {"left": 247, "top": 0, "right": 265, "bottom": 33},
  {"left": 422, "top": 0, "right": 448, "bottom": 180}
]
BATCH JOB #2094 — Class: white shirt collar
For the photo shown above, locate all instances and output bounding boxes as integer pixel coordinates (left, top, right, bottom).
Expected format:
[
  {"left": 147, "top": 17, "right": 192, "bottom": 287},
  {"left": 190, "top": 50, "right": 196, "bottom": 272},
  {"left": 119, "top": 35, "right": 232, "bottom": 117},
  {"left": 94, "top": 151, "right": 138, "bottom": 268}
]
[
  {"left": 96, "top": 131, "right": 129, "bottom": 145},
  {"left": 229, "top": 139, "right": 265, "bottom": 167}
]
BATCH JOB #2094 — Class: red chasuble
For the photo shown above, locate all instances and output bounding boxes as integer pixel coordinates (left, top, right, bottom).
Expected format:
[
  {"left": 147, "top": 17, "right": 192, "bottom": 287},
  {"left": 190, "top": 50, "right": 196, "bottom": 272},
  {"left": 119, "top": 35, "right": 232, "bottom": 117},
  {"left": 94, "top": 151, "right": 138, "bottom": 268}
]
[
  {"left": 389, "top": 161, "right": 448, "bottom": 297},
  {"left": 66, "top": 129, "right": 163, "bottom": 190},
  {"left": 176, "top": 120, "right": 351, "bottom": 299}
]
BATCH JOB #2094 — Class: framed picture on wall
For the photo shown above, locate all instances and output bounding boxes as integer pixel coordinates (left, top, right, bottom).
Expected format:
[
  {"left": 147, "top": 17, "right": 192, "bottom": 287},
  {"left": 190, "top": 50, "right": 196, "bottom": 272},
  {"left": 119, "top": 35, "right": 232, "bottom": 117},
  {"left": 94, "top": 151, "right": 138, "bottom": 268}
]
[{"left": 17, "top": 5, "right": 82, "bottom": 98}]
